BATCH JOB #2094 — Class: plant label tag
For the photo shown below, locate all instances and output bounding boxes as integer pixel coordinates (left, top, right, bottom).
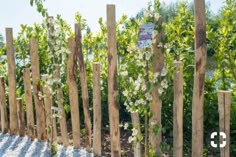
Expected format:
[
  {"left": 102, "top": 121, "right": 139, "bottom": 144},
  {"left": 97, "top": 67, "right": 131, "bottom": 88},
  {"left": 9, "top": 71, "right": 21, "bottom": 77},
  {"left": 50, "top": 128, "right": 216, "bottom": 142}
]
[{"left": 137, "top": 22, "right": 154, "bottom": 49}]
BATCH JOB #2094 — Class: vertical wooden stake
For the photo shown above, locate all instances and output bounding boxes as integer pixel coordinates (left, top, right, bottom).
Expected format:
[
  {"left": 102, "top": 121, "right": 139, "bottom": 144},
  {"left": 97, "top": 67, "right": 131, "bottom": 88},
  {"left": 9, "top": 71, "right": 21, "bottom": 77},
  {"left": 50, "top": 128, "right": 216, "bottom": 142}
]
[
  {"left": 45, "top": 75, "right": 57, "bottom": 143},
  {"left": 42, "top": 75, "right": 51, "bottom": 136},
  {"left": 6, "top": 28, "right": 18, "bottom": 134},
  {"left": 29, "top": 39, "right": 46, "bottom": 141},
  {"left": 93, "top": 63, "right": 102, "bottom": 156},
  {"left": 75, "top": 23, "right": 92, "bottom": 149},
  {"left": 107, "top": 4, "right": 121, "bottom": 157},
  {"left": 150, "top": 17, "right": 164, "bottom": 155},
  {"left": 17, "top": 98, "right": 25, "bottom": 136},
  {"left": 192, "top": 0, "right": 207, "bottom": 156},
  {"left": 218, "top": 91, "right": 231, "bottom": 157},
  {"left": 23, "top": 68, "right": 35, "bottom": 139},
  {"left": 55, "top": 65, "right": 69, "bottom": 146},
  {"left": 131, "top": 112, "right": 142, "bottom": 157},
  {"left": 42, "top": 74, "right": 57, "bottom": 142},
  {"left": 173, "top": 61, "right": 183, "bottom": 157},
  {"left": 67, "top": 38, "right": 80, "bottom": 148},
  {"left": 0, "top": 77, "right": 8, "bottom": 133}
]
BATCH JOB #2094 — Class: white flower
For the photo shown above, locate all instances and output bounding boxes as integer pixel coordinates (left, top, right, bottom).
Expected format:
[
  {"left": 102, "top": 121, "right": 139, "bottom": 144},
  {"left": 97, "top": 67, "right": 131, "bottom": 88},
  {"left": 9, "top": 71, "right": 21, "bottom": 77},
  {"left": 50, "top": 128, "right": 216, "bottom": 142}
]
[
  {"left": 137, "top": 61, "right": 146, "bottom": 67},
  {"left": 141, "top": 84, "right": 147, "bottom": 91},
  {"left": 161, "top": 67, "right": 167, "bottom": 76},
  {"left": 129, "top": 77, "right": 134, "bottom": 83},
  {"left": 145, "top": 51, "right": 152, "bottom": 60},
  {"left": 120, "top": 71, "right": 128, "bottom": 77},
  {"left": 56, "top": 40, "right": 61, "bottom": 46},
  {"left": 153, "top": 72, "right": 159, "bottom": 81},
  {"left": 158, "top": 87, "right": 164, "bottom": 95},
  {"left": 132, "top": 128, "right": 138, "bottom": 136},
  {"left": 135, "top": 99, "right": 146, "bottom": 106},
  {"left": 145, "top": 93, "right": 152, "bottom": 101},
  {"left": 161, "top": 79, "right": 168, "bottom": 89},
  {"left": 124, "top": 123, "right": 129, "bottom": 130},
  {"left": 66, "top": 49, "right": 71, "bottom": 54},
  {"left": 144, "top": 10, "right": 151, "bottom": 18},
  {"left": 134, "top": 85, "right": 140, "bottom": 91},
  {"left": 122, "top": 90, "right": 129, "bottom": 97},
  {"left": 38, "top": 91, "right": 43, "bottom": 100},
  {"left": 47, "top": 17, "right": 54, "bottom": 24},
  {"left": 138, "top": 52, "right": 143, "bottom": 59},
  {"left": 133, "top": 90, "right": 137, "bottom": 95},
  {"left": 54, "top": 45, "right": 60, "bottom": 51},
  {"left": 155, "top": 13, "right": 160, "bottom": 21},
  {"left": 152, "top": 30, "right": 158, "bottom": 39},
  {"left": 128, "top": 136, "right": 133, "bottom": 143},
  {"left": 151, "top": 121, "right": 157, "bottom": 126},
  {"left": 157, "top": 42, "right": 163, "bottom": 48},
  {"left": 51, "top": 106, "right": 62, "bottom": 112}
]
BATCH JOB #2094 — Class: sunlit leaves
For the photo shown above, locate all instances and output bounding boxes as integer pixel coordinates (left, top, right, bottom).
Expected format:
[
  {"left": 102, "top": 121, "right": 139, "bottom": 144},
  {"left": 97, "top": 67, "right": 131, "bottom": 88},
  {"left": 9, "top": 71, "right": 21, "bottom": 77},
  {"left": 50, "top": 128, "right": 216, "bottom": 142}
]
[{"left": 29, "top": 0, "right": 48, "bottom": 17}]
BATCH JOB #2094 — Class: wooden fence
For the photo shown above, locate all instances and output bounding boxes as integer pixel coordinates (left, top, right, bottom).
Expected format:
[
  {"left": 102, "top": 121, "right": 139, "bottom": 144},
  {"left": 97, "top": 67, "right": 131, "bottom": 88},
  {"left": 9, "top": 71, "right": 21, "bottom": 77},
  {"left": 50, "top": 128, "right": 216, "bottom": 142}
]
[{"left": 0, "top": 4, "right": 233, "bottom": 157}]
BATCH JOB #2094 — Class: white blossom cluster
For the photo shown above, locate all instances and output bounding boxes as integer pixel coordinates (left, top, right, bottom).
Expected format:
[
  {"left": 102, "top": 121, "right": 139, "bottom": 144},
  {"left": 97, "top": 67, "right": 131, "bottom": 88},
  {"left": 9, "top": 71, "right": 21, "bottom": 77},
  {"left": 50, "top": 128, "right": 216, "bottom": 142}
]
[
  {"left": 47, "top": 17, "right": 71, "bottom": 66},
  {"left": 120, "top": 46, "right": 154, "bottom": 113},
  {"left": 128, "top": 128, "right": 139, "bottom": 143},
  {"left": 120, "top": 46, "right": 168, "bottom": 113},
  {"left": 144, "top": 1, "right": 161, "bottom": 21}
]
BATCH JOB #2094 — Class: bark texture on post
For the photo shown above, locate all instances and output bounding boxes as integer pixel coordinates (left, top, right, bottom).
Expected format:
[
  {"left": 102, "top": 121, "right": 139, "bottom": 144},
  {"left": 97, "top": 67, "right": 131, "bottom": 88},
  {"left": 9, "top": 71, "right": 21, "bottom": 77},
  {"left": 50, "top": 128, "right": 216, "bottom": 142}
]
[
  {"left": 93, "top": 63, "right": 102, "bottom": 156},
  {"left": 107, "top": 5, "right": 121, "bottom": 157},
  {"left": 75, "top": 23, "right": 92, "bottom": 149},
  {"left": 42, "top": 74, "right": 57, "bottom": 142},
  {"left": 6, "top": 28, "right": 18, "bottom": 134},
  {"left": 17, "top": 98, "right": 25, "bottom": 136},
  {"left": 218, "top": 91, "right": 231, "bottom": 157},
  {"left": 23, "top": 68, "right": 35, "bottom": 139},
  {"left": 0, "top": 77, "right": 8, "bottom": 133},
  {"left": 41, "top": 74, "right": 50, "bottom": 139},
  {"left": 55, "top": 65, "right": 69, "bottom": 146},
  {"left": 29, "top": 39, "right": 46, "bottom": 141},
  {"left": 149, "top": 18, "right": 164, "bottom": 155},
  {"left": 67, "top": 38, "right": 81, "bottom": 148},
  {"left": 173, "top": 61, "right": 183, "bottom": 157},
  {"left": 192, "top": 0, "right": 207, "bottom": 156},
  {"left": 131, "top": 112, "right": 142, "bottom": 157}
]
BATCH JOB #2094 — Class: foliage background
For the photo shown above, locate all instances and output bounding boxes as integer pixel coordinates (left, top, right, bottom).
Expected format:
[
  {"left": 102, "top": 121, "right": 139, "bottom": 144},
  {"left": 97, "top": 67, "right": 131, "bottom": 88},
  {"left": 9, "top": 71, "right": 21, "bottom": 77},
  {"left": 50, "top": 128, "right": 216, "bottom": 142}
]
[{"left": 0, "top": 0, "right": 235, "bottom": 156}]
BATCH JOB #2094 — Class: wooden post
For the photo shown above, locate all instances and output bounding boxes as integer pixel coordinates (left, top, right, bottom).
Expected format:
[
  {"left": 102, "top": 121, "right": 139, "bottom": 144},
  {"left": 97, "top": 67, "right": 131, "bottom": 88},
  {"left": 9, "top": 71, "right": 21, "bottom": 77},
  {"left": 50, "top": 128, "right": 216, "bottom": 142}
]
[
  {"left": 93, "top": 63, "right": 102, "bottom": 156},
  {"left": 23, "top": 68, "right": 35, "bottom": 139},
  {"left": 41, "top": 74, "right": 56, "bottom": 140},
  {"left": 192, "top": 0, "right": 207, "bottom": 156},
  {"left": 107, "top": 5, "right": 121, "bottom": 157},
  {"left": 29, "top": 39, "right": 47, "bottom": 141},
  {"left": 75, "top": 23, "right": 92, "bottom": 149},
  {"left": 67, "top": 38, "right": 81, "bottom": 148},
  {"left": 16, "top": 98, "right": 25, "bottom": 136},
  {"left": 131, "top": 112, "right": 142, "bottom": 157},
  {"left": 6, "top": 28, "right": 18, "bottom": 134},
  {"left": 42, "top": 74, "right": 57, "bottom": 142},
  {"left": 149, "top": 17, "right": 164, "bottom": 155},
  {"left": 173, "top": 61, "right": 183, "bottom": 157},
  {"left": 55, "top": 65, "right": 69, "bottom": 146},
  {"left": 0, "top": 77, "right": 8, "bottom": 133},
  {"left": 218, "top": 91, "right": 231, "bottom": 157}
]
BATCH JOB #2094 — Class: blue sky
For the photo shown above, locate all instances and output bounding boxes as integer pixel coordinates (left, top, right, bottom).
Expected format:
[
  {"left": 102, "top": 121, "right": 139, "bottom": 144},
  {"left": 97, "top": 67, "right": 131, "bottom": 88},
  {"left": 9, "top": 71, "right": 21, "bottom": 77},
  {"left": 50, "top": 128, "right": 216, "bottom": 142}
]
[{"left": 0, "top": 0, "right": 224, "bottom": 39}]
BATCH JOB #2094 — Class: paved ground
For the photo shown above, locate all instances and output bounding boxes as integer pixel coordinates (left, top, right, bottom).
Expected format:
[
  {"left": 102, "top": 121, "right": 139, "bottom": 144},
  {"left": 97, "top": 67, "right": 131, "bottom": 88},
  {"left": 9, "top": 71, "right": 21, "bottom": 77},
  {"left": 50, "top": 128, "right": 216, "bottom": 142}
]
[{"left": 0, "top": 133, "right": 93, "bottom": 157}]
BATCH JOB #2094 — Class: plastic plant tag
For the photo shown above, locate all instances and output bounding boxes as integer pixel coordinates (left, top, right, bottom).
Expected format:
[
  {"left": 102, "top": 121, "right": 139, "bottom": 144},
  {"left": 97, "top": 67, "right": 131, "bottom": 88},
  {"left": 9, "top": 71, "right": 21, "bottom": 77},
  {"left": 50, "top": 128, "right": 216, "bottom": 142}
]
[{"left": 137, "top": 22, "right": 155, "bottom": 49}]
